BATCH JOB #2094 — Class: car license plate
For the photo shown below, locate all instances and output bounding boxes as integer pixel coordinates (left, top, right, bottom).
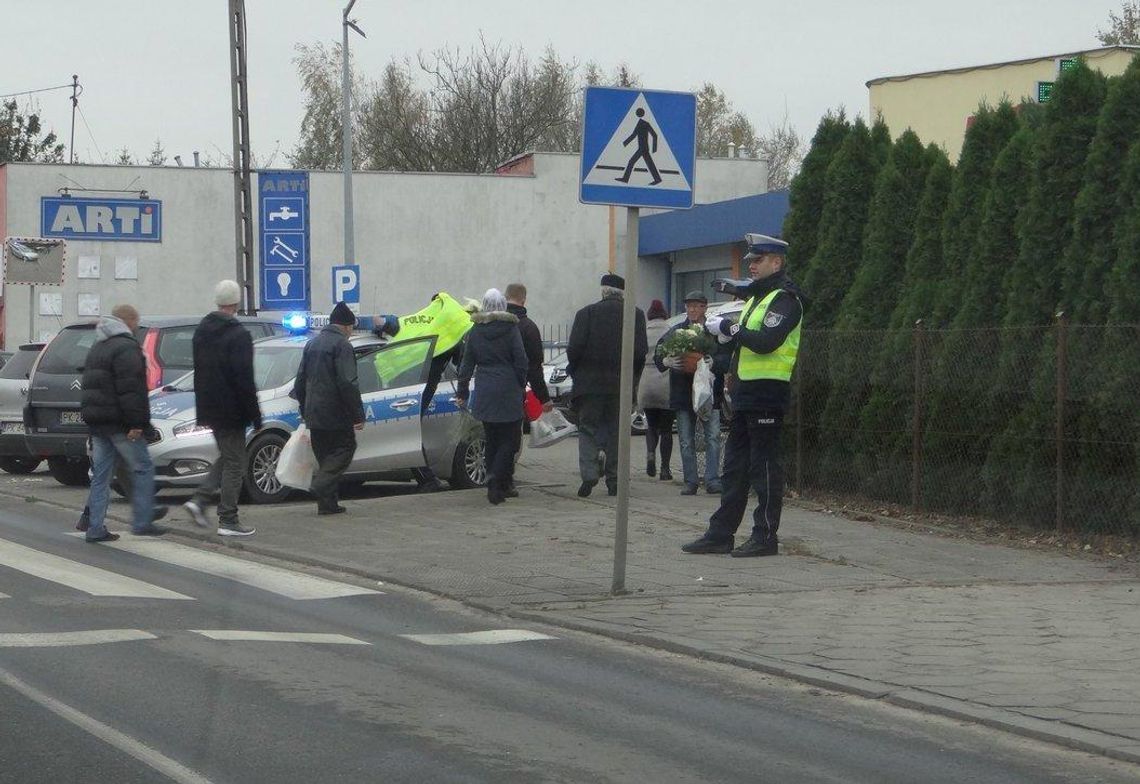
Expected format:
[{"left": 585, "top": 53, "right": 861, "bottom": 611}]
[
  {"left": 59, "top": 411, "right": 84, "bottom": 426},
  {"left": 0, "top": 421, "right": 23, "bottom": 435}
]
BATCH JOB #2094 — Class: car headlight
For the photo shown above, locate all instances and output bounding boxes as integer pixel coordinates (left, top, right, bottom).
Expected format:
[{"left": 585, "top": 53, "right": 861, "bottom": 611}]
[{"left": 173, "top": 422, "right": 213, "bottom": 438}]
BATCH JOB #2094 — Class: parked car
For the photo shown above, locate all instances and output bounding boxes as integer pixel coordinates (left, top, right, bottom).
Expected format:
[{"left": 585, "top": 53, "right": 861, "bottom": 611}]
[
  {"left": 23, "top": 316, "right": 287, "bottom": 486},
  {"left": 143, "top": 331, "right": 486, "bottom": 503},
  {"left": 0, "top": 343, "right": 45, "bottom": 474},
  {"left": 0, "top": 351, "right": 12, "bottom": 370}
]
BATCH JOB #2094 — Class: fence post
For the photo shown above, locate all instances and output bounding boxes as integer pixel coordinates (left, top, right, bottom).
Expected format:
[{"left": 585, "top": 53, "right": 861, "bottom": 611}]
[
  {"left": 794, "top": 373, "right": 804, "bottom": 495},
  {"left": 911, "top": 319, "right": 925, "bottom": 514},
  {"left": 1055, "top": 311, "right": 1068, "bottom": 534}
]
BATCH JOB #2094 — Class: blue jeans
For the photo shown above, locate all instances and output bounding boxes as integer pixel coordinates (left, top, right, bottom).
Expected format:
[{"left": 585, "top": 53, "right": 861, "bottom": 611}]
[
  {"left": 85, "top": 432, "right": 156, "bottom": 539},
  {"left": 676, "top": 408, "right": 722, "bottom": 489}
]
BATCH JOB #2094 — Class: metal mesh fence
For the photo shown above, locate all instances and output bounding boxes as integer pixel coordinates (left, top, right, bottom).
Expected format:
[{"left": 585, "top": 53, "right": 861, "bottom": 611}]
[{"left": 781, "top": 322, "right": 1140, "bottom": 537}]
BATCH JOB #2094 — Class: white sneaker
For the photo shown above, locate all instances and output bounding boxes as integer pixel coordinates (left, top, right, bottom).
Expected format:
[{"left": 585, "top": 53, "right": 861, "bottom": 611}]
[{"left": 183, "top": 500, "right": 210, "bottom": 529}]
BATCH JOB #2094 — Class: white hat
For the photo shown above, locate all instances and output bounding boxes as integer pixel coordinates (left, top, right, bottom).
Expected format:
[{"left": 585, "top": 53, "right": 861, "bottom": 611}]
[{"left": 214, "top": 279, "right": 242, "bottom": 307}]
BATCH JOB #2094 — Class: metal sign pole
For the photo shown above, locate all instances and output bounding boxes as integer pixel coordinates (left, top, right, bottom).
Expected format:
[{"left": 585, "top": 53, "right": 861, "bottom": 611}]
[
  {"left": 28, "top": 285, "right": 35, "bottom": 343},
  {"left": 612, "top": 206, "right": 639, "bottom": 595}
]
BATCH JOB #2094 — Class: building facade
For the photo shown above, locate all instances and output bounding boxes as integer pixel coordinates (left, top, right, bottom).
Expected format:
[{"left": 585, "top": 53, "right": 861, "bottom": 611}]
[
  {"left": 868, "top": 45, "right": 1139, "bottom": 159},
  {"left": 0, "top": 152, "right": 766, "bottom": 347}
]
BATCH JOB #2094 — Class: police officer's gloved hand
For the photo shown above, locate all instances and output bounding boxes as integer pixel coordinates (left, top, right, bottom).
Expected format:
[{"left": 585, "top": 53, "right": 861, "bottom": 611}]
[
  {"left": 705, "top": 315, "right": 737, "bottom": 344},
  {"left": 373, "top": 314, "right": 400, "bottom": 337}
]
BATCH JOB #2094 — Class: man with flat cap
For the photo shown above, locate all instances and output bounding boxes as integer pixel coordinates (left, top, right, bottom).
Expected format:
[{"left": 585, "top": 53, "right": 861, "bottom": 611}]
[
  {"left": 293, "top": 301, "right": 365, "bottom": 515},
  {"left": 682, "top": 234, "right": 807, "bottom": 557},
  {"left": 566, "top": 273, "right": 648, "bottom": 497}
]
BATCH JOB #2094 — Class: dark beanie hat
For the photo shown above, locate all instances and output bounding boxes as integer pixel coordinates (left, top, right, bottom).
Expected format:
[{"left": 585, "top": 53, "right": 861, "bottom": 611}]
[
  {"left": 601, "top": 273, "right": 625, "bottom": 290},
  {"left": 330, "top": 301, "right": 356, "bottom": 326}
]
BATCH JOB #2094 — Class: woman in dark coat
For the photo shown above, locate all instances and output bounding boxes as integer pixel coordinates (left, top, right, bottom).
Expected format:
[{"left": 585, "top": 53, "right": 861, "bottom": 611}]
[{"left": 457, "top": 288, "right": 528, "bottom": 504}]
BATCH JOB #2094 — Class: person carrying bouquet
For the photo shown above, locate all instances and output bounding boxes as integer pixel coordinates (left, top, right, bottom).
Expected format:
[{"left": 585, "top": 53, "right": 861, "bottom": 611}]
[{"left": 653, "top": 291, "right": 732, "bottom": 495}]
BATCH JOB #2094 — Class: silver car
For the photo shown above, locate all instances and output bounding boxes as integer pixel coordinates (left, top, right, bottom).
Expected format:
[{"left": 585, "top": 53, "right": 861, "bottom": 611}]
[
  {"left": 145, "top": 332, "right": 486, "bottom": 503},
  {"left": 0, "top": 343, "right": 45, "bottom": 474}
]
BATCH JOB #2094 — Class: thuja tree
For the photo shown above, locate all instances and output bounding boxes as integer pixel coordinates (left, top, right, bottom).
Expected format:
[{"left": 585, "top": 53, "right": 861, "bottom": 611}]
[
  {"left": 815, "top": 131, "right": 930, "bottom": 490},
  {"left": 982, "top": 60, "right": 1109, "bottom": 525},
  {"left": 783, "top": 111, "right": 850, "bottom": 272},
  {"left": 922, "top": 127, "right": 1035, "bottom": 514},
  {"left": 855, "top": 146, "right": 953, "bottom": 501},
  {"left": 929, "top": 102, "right": 1020, "bottom": 327}
]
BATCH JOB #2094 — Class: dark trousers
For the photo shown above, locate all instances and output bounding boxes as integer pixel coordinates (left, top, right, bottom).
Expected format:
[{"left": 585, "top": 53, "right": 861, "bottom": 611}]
[
  {"left": 483, "top": 420, "right": 520, "bottom": 490},
  {"left": 707, "top": 410, "right": 784, "bottom": 544},
  {"left": 576, "top": 394, "right": 619, "bottom": 485},
  {"left": 644, "top": 408, "right": 674, "bottom": 468},
  {"left": 191, "top": 428, "right": 247, "bottom": 525},
  {"left": 309, "top": 428, "right": 357, "bottom": 508}
]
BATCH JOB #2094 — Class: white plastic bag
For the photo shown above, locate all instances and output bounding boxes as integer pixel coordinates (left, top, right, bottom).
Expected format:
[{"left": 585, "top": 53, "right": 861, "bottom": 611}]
[
  {"left": 692, "top": 358, "right": 714, "bottom": 419},
  {"left": 529, "top": 409, "right": 577, "bottom": 449},
  {"left": 275, "top": 424, "right": 316, "bottom": 490}
]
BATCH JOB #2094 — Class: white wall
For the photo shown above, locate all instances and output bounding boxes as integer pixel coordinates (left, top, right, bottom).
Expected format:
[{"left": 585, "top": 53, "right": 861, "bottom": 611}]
[{"left": 2, "top": 153, "right": 766, "bottom": 346}]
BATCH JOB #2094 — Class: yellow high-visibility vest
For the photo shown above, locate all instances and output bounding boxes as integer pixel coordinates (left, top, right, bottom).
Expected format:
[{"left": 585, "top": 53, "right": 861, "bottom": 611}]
[
  {"left": 373, "top": 293, "right": 473, "bottom": 388},
  {"left": 736, "top": 289, "right": 801, "bottom": 382}
]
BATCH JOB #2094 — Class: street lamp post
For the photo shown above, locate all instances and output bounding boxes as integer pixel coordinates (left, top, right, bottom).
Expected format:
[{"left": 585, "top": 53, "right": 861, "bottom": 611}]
[{"left": 342, "top": 0, "right": 365, "bottom": 269}]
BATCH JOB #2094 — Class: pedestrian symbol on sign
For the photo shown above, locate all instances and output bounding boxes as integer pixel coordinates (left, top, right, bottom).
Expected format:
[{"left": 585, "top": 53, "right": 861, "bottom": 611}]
[{"left": 582, "top": 93, "right": 690, "bottom": 193}]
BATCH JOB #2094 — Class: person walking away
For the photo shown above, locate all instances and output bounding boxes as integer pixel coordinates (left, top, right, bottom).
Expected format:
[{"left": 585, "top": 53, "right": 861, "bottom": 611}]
[
  {"left": 639, "top": 299, "right": 674, "bottom": 481},
  {"left": 682, "top": 234, "right": 806, "bottom": 557},
  {"left": 566, "top": 273, "right": 648, "bottom": 497},
  {"left": 80, "top": 305, "right": 168, "bottom": 542},
  {"left": 655, "top": 291, "right": 730, "bottom": 495},
  {"left": 183, "top": 281, "right": 261, "bottom": 536},
  {"left": 456, "top": 289, "right": 528, "bottom": 505},
  {"left": 292, "top": 302, "right": 365, "bottom": 515},
  {"left": 504, "top": 282, "right": 553, "bottom": 497}
]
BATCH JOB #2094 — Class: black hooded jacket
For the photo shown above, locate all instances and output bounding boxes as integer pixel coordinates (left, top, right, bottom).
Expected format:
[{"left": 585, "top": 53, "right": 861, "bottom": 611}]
[
  {"left": 727, "top": 271, "right": 808, "bottom": 413},
  {"left": 80, "top": 317, "right": 151, "bottom": 436},
  {"left": 192, "top": 311, "right": 262, "bottom": 430},
  {"left": 506, "top": 302, "right": 550, "bottom": 403}
]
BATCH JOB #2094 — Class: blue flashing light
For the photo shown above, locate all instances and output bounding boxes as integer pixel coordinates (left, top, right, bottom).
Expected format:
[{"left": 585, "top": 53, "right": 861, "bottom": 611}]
[{"left": 283, "top": 312, "right": 308, "bottom": 332}]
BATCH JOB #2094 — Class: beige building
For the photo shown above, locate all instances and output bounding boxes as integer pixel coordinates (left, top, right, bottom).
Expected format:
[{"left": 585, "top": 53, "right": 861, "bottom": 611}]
[{"left": 868, "top": 45, "right": 1140, "bottom": 160}]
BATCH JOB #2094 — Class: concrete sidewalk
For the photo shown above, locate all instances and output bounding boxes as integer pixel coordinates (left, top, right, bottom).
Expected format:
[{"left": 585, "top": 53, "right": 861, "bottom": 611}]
[{"left": 15, "top": 439, "right": 1140, "bottom": 764}]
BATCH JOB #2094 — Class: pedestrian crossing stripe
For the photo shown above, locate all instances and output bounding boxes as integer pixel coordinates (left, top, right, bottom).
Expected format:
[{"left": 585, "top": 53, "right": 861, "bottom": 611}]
[
  {"left": 0, "top": 630, "right": 156, "bottom": 648},
  {"left": 582, "top": 92, "right": 692, "bottom": 193},
  {"left": 190, "top": 630, "right": 370, "bottom": 645},
  {"left": 399, "top": 630, "right": 556, "bottom": 646},
  {"left": 0, "top": 538, "right": 193, "bottom": 600}
]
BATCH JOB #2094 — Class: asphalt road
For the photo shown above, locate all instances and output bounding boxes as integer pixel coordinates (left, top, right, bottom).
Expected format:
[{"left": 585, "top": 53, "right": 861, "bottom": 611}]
[{"left": 1, "top": 499, "right": 1138, "bottom": 784}]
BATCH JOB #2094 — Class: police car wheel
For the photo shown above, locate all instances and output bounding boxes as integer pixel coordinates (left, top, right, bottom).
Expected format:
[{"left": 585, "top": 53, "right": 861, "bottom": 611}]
[
  {"left": 245, "top": 432, "right": 292, "bottom": 504},
  {"left": 451, "top": 433, "right": 487, "bottom": 489},
  {"left": 0, "top": 456, "right": 41, "bottom": 474},
  {"left": 47, "top": 456, "right": 90, "bottom": 487}
]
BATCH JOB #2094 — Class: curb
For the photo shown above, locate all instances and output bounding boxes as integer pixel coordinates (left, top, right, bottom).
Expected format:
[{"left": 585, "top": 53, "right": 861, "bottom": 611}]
[{"left": 7, "top": 488, "right": 1140, "bottom": 765}]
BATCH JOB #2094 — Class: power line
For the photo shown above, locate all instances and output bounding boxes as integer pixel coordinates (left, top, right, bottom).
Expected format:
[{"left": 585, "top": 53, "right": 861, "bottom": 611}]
[
  {"left": 76, "top": 104, "right": 105, "bottom": 164},
  {"left": 0, "top": 82, "right": 76, "bottom": 100}
]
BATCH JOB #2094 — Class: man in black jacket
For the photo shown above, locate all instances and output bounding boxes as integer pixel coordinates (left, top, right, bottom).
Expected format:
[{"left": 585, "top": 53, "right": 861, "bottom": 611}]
[
  {"left": 566, "top": 273, "right": 647, "bottom": 497},
  {"left": 504, "top": 282, "right": 552, "bottom": 496},
  {"left": 183, "top": 280, "right": 262, "bottom": 537},
  {"left": 80, "top": 305, "right": 167, "bottom": 542},
  {"left": 293, "top": 302, "right": 365, "bottom": 515}
]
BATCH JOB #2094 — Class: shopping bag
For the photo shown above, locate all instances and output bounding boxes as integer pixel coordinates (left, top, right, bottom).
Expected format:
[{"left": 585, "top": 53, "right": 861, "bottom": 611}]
[
  {"left": 523, "top": 387, "right": 543, "bottom": 422},
  {"left": 692, "top": 358, "right": 714, "bottom": 419},
  {"left": 528, "top": 408, "right": 577, "bottom": 448},
  {"left": 274, "top": 424, "right": 316, "bottom": 490}
]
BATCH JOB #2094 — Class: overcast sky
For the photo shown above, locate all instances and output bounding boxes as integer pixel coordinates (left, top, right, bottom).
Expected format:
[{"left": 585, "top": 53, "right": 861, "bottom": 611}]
[{"left": 2, "top": 0, "right": 1117, "bottom": 168}]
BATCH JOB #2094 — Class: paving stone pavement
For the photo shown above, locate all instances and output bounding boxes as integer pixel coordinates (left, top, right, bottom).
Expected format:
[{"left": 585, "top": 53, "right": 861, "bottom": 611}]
[{"left": 14, "top": 437, "right": 1140, "bottom": 762}]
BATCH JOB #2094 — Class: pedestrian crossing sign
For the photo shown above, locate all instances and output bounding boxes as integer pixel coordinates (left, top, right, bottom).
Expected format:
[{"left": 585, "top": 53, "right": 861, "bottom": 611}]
[{"left": 579, "top": 86, "right": 697, "bottom": 210}]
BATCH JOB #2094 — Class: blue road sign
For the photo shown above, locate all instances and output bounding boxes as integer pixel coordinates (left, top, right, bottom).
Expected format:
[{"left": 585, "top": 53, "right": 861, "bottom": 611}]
[
  {"left": 579, "top": 87, "right": 697, "bottom": 210},
  {"left": 332, "top": 265, "right": 360, "bottom": 305},
  {"left": 41, "top": 196, "right": 163, "bottom": 242},
  {"left": 258, "top": 171, "right": 309, "bottom": 311}
]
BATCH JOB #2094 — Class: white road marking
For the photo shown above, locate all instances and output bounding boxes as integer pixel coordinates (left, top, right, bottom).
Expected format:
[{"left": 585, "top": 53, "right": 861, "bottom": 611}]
[
  {"left": 0, "top": 592, "right": 8, "bottom": 599},
  {"left": 0, "top": 539, "right": 193, "bottom": 600},
  {"left": 400, "top": 629, "right": 556, "bottom": 646},
  {"left": 0, "top": 629, "right": 156, "bottom": 648},
  {"left": 190, "top": 630, "right": 370, "bottom": 645},
  {"left": 66, "top": 534, "right": 382, "bottom": 600},
  {"left": 0, "top": 666, "right": 215, "bottom": 784}
]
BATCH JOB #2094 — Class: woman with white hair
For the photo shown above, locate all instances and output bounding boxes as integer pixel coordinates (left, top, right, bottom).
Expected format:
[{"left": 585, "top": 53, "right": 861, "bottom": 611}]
[{"left": 456, "top": 289, "right": 529, "bottom": 504}]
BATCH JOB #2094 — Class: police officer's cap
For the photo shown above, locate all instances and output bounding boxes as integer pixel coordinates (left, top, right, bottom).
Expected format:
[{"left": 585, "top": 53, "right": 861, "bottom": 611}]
[
  {"left": 742, "top": 233, "right": 789, "bottom": 261},
  {"left": 682, "top": 290, "right": 708, "bottom": 304}
]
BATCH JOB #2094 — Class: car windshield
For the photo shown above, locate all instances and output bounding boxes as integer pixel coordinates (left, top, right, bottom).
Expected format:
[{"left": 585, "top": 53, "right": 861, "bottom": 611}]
[
  {"left": 0, "top": 347, "right": 42, "bottom": 380},
  {"left": 161, "top": 345, "right": 304, "bottom": 393},
  {"left": 35, "top": 327, "right": 97, "bottom": 374}
]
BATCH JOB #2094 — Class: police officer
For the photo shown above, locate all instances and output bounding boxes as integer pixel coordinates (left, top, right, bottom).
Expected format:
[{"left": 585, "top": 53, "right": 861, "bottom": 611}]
[{"left": 681, "top": 234, "right": 806, "bottom": 557}]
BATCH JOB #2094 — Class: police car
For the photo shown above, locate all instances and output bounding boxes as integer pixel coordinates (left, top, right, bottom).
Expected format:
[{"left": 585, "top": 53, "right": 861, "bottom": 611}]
[{"left": 144, "top": 317, "right": 486, "bottom": 503}]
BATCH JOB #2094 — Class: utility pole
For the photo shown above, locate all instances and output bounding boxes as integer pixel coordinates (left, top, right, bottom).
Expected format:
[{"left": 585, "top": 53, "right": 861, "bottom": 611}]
[
  {"left": 342, "top": 0, "right": 365, "bottom": 268},
  {"left": 68, "top": 75, "right": 79, "bottom": 165},
  {"left": 228, "top": 0, "right": 256, "bottom": 313}
]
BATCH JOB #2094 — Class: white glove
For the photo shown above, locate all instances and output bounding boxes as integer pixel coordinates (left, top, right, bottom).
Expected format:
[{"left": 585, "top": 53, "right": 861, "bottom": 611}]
[
  {"left": 704, "top": 315, "right": 726, "bottom": 335},
  {"left": 663, "top": 356, "right": 683, "bottom": 370}
]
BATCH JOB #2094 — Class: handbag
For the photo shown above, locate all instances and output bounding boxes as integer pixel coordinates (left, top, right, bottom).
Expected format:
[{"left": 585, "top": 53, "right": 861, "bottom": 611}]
[
  {"left": 523, "top": 387, "right": 543, "bottom": 422},
  {"left": 274, "top": 424, "right": 316, "bottom": 490}
]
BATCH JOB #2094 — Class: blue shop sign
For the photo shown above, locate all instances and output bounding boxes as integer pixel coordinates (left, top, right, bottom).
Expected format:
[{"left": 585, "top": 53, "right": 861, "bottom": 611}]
[{"left": 41, "top": 196, "right": 163, "bottom": 242}]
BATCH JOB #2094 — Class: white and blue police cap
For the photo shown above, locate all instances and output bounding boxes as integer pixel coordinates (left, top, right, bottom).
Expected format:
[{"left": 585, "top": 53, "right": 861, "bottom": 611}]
[{"left": 742, "top": 233, "right": 789, "bottom": 261}]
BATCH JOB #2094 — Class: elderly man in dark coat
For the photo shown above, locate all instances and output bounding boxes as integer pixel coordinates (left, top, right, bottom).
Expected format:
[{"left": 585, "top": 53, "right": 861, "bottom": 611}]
[
  {"left": 456, "top": 288, "right": 528, "bottom": 505},
  {"left": 566, "top": 273, "right": 647, "bottom": 497}
]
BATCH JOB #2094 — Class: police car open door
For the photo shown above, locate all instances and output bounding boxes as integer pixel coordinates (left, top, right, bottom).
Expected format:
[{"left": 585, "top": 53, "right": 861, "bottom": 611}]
[{"left": 352, "top": 336, "right": 437, "bottom": 471}]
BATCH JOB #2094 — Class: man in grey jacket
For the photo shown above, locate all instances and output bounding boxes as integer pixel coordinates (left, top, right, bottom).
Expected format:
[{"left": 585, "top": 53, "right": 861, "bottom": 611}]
[{"left": 292, "top": 302, "right": 365, "bottom": 515}]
